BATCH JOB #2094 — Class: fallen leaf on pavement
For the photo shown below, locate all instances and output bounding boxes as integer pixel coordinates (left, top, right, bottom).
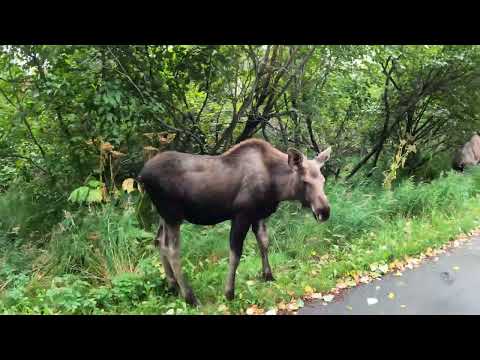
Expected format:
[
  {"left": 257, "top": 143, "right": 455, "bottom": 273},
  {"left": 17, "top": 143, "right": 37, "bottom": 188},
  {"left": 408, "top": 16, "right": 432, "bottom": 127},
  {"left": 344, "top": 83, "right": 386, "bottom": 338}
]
[
  {"left": 378, "top": 264, "right": 389, "bottom": 273},
  {"left": 346, "top": 305, "right": 353, "bottom": 311},
  {"left": 360, "top": 276, "right": 371, "bottom": 284},
  {"left": 347, "top": 279, "right": 357, "bottom": 287},
  {"left": 246, "top": 305, "right": 264, "bottom": 315},
  {"left": 287, "top": 302, "right": 299, "bottom": 311},
  {"left": 265, "top": 308, "right": 277, "bottom": 315},
  {"left": 323, "top": 294, "right": 335, "bottom": 302},
  {"left": 453, "top": 266, "right": 460, "bottom": 271},
  {"left": 387, "top": 292, "right": 395, "bottom": 300},
  {"left": 367, "top": 297, "right": 378, "bottom": 305}
]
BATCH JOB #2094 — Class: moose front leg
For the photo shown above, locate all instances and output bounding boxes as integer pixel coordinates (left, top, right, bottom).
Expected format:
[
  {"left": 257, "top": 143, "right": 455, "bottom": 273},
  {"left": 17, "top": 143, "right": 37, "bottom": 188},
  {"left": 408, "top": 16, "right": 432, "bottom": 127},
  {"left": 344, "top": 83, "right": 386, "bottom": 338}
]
[
  {"left": 225, "top": 215, "right": 250, "bottom": 301},
  {"left": 252, "top": 219, "right": 274, "bottom": 281}
]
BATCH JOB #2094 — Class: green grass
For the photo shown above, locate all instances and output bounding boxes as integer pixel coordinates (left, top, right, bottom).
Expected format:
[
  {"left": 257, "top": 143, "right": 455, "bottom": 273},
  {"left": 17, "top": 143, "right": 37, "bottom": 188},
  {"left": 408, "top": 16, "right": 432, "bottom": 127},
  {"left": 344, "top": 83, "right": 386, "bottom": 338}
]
[{"left": 2, "top": 168, "right": 480, "bottom": 314}]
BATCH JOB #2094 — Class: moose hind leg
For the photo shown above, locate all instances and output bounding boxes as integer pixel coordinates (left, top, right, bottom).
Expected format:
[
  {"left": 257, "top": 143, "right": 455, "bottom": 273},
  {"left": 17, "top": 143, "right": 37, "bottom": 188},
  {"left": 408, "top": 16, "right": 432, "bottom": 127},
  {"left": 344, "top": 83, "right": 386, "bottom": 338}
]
[
  {"left": 164, "top": 222, "right": 198, "bottom": 306},
  {"left": 252, "top": 220, "right": 274, "bottom": 281},
  {"left": 154, "top": 221, "right": 179, "bottom": 292},
  {"left": 225, "top": 215, "right": 250, "bottom": 301}
]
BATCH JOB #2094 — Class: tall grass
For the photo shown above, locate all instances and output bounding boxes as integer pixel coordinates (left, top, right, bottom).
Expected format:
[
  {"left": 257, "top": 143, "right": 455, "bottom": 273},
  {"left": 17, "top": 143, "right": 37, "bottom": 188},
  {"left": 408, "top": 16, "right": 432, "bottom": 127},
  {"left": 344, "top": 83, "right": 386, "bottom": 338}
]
[{"left": 46, "top": 205, "right": 154, "bottom": 282}]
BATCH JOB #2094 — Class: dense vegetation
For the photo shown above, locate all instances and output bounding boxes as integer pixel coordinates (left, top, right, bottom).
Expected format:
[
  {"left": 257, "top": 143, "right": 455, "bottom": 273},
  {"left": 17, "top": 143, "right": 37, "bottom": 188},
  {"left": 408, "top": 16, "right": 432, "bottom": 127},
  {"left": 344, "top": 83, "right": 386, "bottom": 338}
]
[{"left": 2, "top": 45, "right": 480, "bottom": 314}]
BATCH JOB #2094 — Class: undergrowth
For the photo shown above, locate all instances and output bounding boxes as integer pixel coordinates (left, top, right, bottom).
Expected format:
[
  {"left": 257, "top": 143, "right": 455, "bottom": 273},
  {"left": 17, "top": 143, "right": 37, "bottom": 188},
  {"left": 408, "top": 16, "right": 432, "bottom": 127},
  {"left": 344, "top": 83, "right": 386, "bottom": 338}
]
[{"left": 2, "top": 168, "right": 480, "bottom": 314}]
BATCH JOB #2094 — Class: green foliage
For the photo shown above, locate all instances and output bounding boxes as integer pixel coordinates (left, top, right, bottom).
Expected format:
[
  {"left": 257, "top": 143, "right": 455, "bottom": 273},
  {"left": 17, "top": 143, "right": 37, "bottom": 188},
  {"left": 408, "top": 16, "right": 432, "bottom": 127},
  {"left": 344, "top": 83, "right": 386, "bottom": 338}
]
[
  {"left": 68, "top": 179, "right": 105, "bottom": 205},
  {"left": 3, "top": 45, "right": 480, "bottom": 314},
  {"left": 2, "top": 168, "right": 480, "bottom": 314}
]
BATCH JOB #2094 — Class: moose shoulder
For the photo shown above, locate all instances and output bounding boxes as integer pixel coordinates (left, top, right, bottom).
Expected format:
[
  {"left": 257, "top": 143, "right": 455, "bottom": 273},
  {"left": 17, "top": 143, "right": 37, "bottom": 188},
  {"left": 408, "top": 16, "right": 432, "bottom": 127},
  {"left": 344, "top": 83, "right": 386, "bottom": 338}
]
[{"left": 138, "top": 138, "right": 332, "bottom": 306}]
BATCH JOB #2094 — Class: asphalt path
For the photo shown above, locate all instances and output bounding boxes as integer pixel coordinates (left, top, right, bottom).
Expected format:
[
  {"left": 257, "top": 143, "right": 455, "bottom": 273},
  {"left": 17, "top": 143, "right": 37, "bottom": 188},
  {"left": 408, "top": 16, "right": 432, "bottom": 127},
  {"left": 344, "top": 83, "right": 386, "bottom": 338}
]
[{"left": 299, "top": 236, "right": 480, "bottom": 315}]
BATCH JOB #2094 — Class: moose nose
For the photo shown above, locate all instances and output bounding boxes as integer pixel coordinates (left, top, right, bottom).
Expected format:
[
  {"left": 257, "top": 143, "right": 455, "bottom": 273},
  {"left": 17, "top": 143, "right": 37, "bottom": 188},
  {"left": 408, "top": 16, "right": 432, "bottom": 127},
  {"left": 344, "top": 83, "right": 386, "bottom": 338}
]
[{"left": 317, "top": 206, "right": 330, "bottom": 221}]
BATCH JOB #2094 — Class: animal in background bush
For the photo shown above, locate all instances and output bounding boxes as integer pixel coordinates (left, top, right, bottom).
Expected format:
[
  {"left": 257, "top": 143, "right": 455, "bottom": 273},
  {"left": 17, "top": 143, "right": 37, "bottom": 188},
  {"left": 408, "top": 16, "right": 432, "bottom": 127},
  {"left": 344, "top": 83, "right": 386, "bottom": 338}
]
[
  {"left": 137, "top": 138, "right": 332, "bottom": 306},
  {"left": 453, "top": 133, "right": 480, "bottom": 172}
]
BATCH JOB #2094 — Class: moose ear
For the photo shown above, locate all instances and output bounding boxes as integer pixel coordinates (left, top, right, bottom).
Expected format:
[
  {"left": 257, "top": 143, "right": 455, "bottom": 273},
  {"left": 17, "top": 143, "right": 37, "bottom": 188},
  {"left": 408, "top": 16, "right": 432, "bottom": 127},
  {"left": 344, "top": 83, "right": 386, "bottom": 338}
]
[
  {"left": 316, "top": 146, "right": 332, "bottom": 167},
  {"left": 287, "top": 148, "right": 305, "bottom": 172}
]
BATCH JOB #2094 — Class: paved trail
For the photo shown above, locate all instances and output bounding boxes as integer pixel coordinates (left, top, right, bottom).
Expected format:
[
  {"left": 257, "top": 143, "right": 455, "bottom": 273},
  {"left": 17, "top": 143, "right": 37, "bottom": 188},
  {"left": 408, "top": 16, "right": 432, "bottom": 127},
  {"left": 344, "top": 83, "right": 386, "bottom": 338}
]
[{"left": 299, "top": 236, "right": 480, "bottom": 315}]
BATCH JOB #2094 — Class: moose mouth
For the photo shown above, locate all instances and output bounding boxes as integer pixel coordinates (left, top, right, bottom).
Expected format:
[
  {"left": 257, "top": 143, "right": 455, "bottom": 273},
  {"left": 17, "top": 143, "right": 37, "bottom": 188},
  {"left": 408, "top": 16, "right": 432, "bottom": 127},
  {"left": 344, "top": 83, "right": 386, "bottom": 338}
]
[{"left": 311, "top": 205, "right": 321, "bottom": 222}]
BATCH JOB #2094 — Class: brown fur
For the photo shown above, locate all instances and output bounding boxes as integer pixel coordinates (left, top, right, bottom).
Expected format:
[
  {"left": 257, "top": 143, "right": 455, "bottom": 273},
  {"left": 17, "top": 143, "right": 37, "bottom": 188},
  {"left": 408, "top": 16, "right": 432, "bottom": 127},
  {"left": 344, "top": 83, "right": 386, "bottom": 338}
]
[
  {"left": 453, "top": 134, "right": 480, "bottom": 171},
  {"left": 138, "top": 138, "right": 332, "bottom": 305}
]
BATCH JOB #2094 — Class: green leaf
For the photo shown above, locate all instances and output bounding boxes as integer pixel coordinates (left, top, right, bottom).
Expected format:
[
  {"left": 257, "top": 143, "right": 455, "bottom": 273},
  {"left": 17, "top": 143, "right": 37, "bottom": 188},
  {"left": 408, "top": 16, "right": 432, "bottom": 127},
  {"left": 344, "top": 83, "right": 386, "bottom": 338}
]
[
  {"left": 86, "top": 188, "right": 103, "bottom": 204},
  {"left": 87, "top": 180, "right": 103, "bottom": 189},
  {"left": 68, "top": 186, "right": 90, "bottom": 204}
]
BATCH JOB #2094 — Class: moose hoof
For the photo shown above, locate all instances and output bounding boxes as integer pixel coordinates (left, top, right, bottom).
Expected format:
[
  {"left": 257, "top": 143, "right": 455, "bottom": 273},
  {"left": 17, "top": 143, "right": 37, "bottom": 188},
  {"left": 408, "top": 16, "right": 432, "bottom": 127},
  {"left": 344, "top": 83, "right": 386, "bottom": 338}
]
[
  {"left": 225, "top": 289, "right": 235, "bottom": 301},
  {"left": 167, "top": 283, "right": 180, "bottom": 295},
  {"left": 263, "top": 272, "right": 275, "bottom": 282},
  {"left": 185, "top": 292, "right": 199, "bottom": 307}
]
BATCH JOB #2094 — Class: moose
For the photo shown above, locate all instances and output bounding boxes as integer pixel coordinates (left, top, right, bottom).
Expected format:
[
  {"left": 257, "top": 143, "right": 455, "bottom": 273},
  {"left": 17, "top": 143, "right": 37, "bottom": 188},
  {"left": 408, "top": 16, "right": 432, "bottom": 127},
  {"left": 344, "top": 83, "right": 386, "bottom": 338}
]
[
  {"left": 452, "top": 133, "right": 480, "bottom": 172},
  {"left": 137, "top": 139, "right": 332, "bottom": 306}
]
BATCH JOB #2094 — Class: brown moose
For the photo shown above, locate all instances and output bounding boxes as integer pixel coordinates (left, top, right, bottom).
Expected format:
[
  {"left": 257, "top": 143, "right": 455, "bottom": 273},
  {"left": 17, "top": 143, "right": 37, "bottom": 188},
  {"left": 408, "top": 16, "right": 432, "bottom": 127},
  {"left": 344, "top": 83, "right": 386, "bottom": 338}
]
[
  {"left": 137, "top": 139, "right": 332, "bottom": 306},
  {"left": 453, "top": 134, "right": 480, "bottom": 171}
]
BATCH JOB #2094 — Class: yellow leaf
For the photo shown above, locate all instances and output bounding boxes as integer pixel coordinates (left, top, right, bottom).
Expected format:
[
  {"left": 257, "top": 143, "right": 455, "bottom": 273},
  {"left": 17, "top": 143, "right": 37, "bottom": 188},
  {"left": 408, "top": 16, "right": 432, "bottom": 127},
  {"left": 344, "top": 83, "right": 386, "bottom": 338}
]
[
  {"left": 346, "top": 305, "right": 353, "bottom": 311},
  {"left": 101, "top": 142, "right": 113, "bottom": 153},
  {"left": 287, "top": 302, "right": 299, "bottom": 311},
  {"left": 345, "top": 279, "right": 357, "bottom": 287},
  {"left": 87, "top": 232, "right": 100, "bottom": 241},
  {"left": 387, "top": 292, "right": 395, "bottom": 300},
  {"left": 453, "top": 266, "right": 460, "bottom": 271},
  {"left": 246, "top": 307, "right": 256, "bottom": 315},
  {"left": 111, "top": 150, "right": 126, "bottom": 158},
  {"left": 122, "top": 178, "right": 135, "bottom": 193},
  {"left": 304, "top": 285, "right": 314, "bottom": 294},
  {"left": 378, "top": 264, "right": 389, "bottom": 273}
]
